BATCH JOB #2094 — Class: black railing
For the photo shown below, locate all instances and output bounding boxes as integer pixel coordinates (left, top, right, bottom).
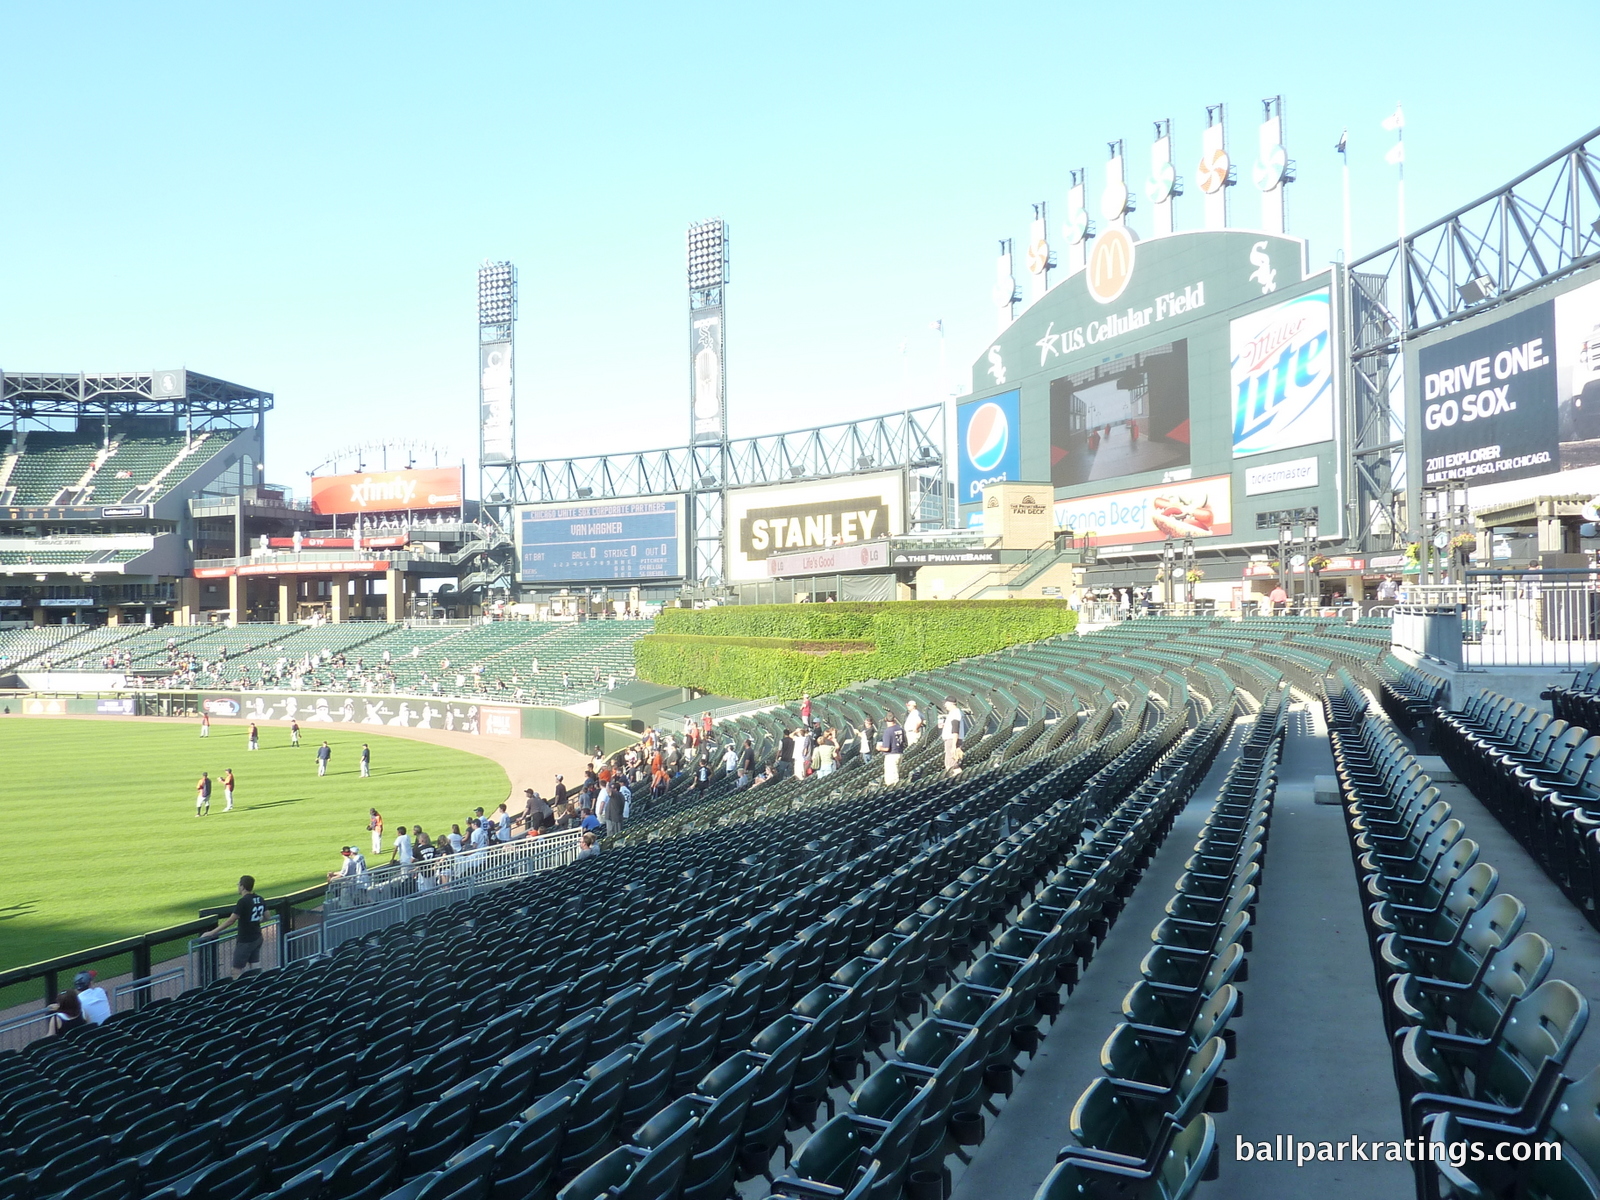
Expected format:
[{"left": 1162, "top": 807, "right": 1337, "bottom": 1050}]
[{"left": 0, "top": 882, "right": 327, "bottom": 1012}]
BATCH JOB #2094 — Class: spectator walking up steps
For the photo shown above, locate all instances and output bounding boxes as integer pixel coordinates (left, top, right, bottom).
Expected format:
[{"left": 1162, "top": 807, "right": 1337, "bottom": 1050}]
[
  {"left": 195, "top": 771, "right": 211, "bottom": 816},
  {"left": 202, "top": 875, "right": 267, "bottom": 974},
  {"left": 221, "top": 768, "right": 236, "bottom": 812},
  {"left": 940, "top": 697, "right": 966, "bottom": 771},
  {"left": 360, "top": 743, "right": 371, "bottom": 778},
  {"left": 316, "top": 740, "right": 331, "bottom": 776},
  {"left": 878, "top": 711, "right": 907, "bottom": 785},
  {"left": 368, "top": 808, "right": 383, "bottom": 855}
]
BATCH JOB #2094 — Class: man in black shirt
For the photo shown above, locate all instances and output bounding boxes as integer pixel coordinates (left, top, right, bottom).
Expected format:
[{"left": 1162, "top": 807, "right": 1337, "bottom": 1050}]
[{"left": 204, "top": 874, "right": 267, "bottom": 972}]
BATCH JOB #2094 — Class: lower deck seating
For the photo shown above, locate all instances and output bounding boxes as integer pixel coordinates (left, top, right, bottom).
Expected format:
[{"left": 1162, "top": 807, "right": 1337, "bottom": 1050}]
[
  {"left": 1371, "top": 653, "right": 1449, "bottom": 737},
  {"left": 1324, "top": 671, "right": 1600, "bottom": 1199},
  {"left": 0, "top": 616, "right": 1401, "bottom": 1200},
  {"left": 1434, "top": 689, "right": 1600, "bottom": 928}
]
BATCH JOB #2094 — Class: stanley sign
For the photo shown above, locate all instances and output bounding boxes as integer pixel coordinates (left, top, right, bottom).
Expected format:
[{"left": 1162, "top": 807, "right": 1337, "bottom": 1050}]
[{"left": 726, "top": 471, "right": 906, "bottom": 583}]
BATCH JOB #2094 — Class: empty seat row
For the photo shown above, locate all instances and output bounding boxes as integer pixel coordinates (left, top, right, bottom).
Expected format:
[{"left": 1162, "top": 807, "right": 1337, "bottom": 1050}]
[
  {"left": 1324, "top": 672, "right": 1600, "bottom": 1200},
  {"left": 1034, "top": 683, "right": 1287, "bottom": 1200},
  {"left": 1434, "top": 689, "right": 1600, "bottom": 927}
]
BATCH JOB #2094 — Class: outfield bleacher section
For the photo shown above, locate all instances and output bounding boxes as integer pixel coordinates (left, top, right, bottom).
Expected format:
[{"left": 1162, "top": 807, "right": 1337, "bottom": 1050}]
[
  {"left": 1, "top": 429, "right": 237, "bottom": 507},
  {"left": 5, "top": 612, "right": 1509, "bottom": 1200},
  {"left": 25, "top": 618, "right": 652, "bottom": 706}
]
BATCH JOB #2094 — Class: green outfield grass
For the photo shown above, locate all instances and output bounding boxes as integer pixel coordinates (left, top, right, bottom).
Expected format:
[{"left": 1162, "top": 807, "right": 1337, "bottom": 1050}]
[{"left": 0, "top": 717, "right": 511, "bottom": 980}]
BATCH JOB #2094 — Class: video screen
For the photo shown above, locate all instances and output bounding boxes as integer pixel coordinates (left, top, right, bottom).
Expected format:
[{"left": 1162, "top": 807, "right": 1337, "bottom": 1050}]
[{"left": 1049, "top": 340, "right": 1191, "bottom": 488}]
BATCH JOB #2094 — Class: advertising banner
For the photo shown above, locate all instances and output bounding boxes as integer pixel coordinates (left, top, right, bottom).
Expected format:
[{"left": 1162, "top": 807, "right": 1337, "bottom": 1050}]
[
  {"left": 1557, "top": 277, "right": 1600, "bottom": 470},
  {"left": 1244, "top": 456, "right": 1319, "bottom": 496},
  {"left": 691, "top": 305, "right": 725, "bottom": 443},
  {"left": 726, "top": 472, "right": 906, "bottom": 583},
  {"left": 766, "top": 540, "right": 890, "bottom": 578},
  {"left": 1418, "top": 301, "right": 1558, "bottom": 486},
  {"left": 1413, "top": 273, "right": 1600, "bottom": 491},
  {"left": 889, "top": 548, "right": 1002, "bottom": 567},
  {"left": 1050, "top": 341, "right": 1191, "bottom": 487},
  {"left": 480, "top": 341, "right": 515, "bottom": 464},
  {"left": 1230, "top": 288, "right": 1334, "bottom": 457},
  {"left": 956, "top": 390, "right": 1021, "bottom": 504},
  {"left": 96, "top": 698, "right": 136, "bottom": 715},
  {"left": 518, "top": 496, "right": 685, "bottom": 584},
  {"left": 232, "top": 692, "right": 515, "bottom": 735},
  {"left": 1053, "top": 474, "right": 1232, "bottom": 545},
  {"left": 266, "top": 535, "right": 410, "bottom": 550},
  {"left": 310, "top": 467, "right": 463, "bottom": 516}
]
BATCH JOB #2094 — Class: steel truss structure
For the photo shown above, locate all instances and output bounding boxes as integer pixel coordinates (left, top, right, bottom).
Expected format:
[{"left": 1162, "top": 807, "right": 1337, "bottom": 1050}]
[
  {"left": 514, "top": 404, "right": 948, "bottom": 583},
  {"left": 0, "top": 370, "right": 272, "bottom": 429},
  {"left": 1346, "top": 125, "right": 1600, "bottom": 551}
]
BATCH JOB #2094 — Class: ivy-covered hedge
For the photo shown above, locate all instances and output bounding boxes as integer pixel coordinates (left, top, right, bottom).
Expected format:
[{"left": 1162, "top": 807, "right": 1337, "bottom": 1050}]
[{"left": 635, "top": 600, "right": 1077, "bottom": 699}]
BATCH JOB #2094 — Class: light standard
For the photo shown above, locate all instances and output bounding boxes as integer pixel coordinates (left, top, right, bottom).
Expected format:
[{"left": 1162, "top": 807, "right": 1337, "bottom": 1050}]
[
  {"left": 1278, "top": 519, "right": 1294, "bottom": 605},
  {"left": 1182, "top": 534, "right": 1195, "bottom": 608},
  {"left": 1161, "top": 538, "right": 1177, "bottom": 608},
  {"left": 1303, "top": 519, "right": 1319, "bottom": 611}
]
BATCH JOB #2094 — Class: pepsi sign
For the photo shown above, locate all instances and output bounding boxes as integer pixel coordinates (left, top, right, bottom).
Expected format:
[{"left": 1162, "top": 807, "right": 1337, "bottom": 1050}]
[{"left": 957, "top": 390, "right": 1022, "bottom": 504}]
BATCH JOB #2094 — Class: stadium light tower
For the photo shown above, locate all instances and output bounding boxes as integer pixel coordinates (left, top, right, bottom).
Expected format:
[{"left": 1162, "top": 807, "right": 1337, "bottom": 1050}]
[
  {"left": 477, "top": 261, "right": 517, "bottom": 536},
  {"left": 687, "top": 219, "right": 729, "bottom": 585}
]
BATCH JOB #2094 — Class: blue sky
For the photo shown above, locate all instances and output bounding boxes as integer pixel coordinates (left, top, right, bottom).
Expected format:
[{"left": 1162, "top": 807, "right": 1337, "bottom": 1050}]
[{"left": 0, "top": 2, "right": 1591, "bottom": 494}]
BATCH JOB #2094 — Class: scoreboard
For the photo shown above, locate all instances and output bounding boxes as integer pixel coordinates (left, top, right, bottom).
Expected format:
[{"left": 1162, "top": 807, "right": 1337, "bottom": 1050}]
[{"left": 517, "top": 496, "right": 686, "bottom": 584}]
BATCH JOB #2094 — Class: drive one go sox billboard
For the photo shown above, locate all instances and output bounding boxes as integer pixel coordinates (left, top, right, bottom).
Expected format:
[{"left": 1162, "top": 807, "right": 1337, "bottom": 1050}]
[
  {"left": 957, "top": 228, "right": 1340, "bottom": 546},
  {"left": 1413, "top": 270, "right": 1600, "bottom": 492}
]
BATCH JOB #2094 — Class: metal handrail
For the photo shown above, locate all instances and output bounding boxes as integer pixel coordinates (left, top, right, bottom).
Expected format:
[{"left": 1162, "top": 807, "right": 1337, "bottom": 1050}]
[{"left": 325, "top": 828, "right": 585, "bottom": 910}]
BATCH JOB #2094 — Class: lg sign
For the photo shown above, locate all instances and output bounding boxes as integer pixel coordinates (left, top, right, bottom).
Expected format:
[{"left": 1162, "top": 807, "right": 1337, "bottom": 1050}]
[{"left": 957, "top": 390, "right": 1022, "bottom": 502}]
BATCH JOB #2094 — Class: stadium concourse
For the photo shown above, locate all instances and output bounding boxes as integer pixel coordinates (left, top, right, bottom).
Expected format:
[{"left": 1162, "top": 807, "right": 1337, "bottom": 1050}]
[
  {"left": 6, "top": 615, "right": 1600, "bottom": 1200},
  {"left": 0, "top": 619, "right": 649, "bottom": 705}
]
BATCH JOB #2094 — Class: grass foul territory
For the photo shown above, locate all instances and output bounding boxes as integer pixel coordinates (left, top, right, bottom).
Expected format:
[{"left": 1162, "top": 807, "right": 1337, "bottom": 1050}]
[
  {"left": 0, "top": 718, "right": 509, "bottom": 977},
  {"left": 635, "top": 600, "right": 1077, "bottom": 699}
]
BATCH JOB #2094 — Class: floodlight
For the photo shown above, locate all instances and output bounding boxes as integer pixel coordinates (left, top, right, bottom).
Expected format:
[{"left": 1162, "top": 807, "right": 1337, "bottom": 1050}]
[
  {"left": 687, "top": 220, "right": 728, "bottom": 290},
  {"left": 477, "top": 261, "right": 516, "bottom": 326},
  {"left": 1457, "top": 276, "right": 1495, "bottom": 305},
  {"left": 790, "top": 466, "right": 806, "bottom": 478},
  {"left": 857, "top": 456, "right": 875, "bottom": 470},
  {"left": 698, "top": 474, "right": 718, "bottom": 488},
  {"left": 576, "top": 487, "right": 594, "bottom": 499}
]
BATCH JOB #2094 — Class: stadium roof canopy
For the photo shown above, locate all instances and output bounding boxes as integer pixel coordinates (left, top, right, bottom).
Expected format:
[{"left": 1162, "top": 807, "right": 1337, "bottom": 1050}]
[{"left": 1, "top": 369, "right": 272, "bottom": 424}]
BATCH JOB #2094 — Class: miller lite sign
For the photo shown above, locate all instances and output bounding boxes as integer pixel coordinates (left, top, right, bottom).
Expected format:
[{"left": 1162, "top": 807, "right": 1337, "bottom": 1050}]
[{"left": 1229, "top": 287, "right": 1334, "bottom": 457}]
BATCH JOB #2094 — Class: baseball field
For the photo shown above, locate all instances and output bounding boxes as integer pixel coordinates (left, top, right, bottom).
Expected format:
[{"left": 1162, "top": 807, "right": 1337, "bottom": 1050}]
[{"left": 0, "top": 717, "right": 511, "bottom": 984}]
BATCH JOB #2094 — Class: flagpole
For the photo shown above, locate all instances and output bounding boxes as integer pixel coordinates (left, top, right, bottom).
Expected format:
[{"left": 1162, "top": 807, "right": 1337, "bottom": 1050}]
[{"left": 1337, "top": 130, "right": 1351, "bottom": 264}]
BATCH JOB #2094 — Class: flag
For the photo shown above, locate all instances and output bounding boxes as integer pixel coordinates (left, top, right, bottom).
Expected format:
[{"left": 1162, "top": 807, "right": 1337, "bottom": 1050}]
[
  {"left": 1335, "top": 129, "right": 1347, "bottom": 154},
  {"left": 930, "top": 319, "right": 943, "bottom": 333},
  {"left": 1385, "top": 141, "right": 1405, "bottom": 166},
  {"left": 1381, "top": 105, "right": 1404, "bottom": 132}
]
